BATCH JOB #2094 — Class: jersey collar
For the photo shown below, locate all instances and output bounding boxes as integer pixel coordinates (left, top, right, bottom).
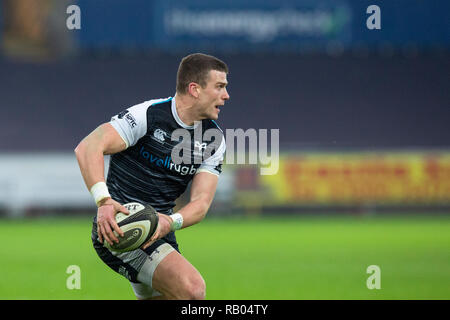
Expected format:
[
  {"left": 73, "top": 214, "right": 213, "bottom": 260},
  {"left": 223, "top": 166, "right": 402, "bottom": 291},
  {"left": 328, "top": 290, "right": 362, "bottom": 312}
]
[{"left": 171, "top": 96, "right": 199, "bottom": 129}]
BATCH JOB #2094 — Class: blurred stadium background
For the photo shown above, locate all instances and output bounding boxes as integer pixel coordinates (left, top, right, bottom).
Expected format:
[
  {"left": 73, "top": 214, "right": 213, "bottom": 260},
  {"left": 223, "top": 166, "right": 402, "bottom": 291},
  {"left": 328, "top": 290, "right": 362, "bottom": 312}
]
[{"left": 0, "top": 0, "right": 449, "bottom": 300}]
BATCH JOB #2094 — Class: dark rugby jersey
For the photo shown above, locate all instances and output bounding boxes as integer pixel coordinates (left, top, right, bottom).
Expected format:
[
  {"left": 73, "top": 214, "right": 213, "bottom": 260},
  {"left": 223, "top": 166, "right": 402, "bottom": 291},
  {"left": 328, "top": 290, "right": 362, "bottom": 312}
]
[{"left": 106, "top": 96, "right": 226, "bottom": 213}]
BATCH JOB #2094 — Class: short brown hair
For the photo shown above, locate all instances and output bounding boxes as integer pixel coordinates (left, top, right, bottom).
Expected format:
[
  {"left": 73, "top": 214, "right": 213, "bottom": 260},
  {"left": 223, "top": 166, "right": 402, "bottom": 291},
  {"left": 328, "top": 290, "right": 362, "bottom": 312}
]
[{"left": 176, "top": 53, "right": 228, "bottom": 94}]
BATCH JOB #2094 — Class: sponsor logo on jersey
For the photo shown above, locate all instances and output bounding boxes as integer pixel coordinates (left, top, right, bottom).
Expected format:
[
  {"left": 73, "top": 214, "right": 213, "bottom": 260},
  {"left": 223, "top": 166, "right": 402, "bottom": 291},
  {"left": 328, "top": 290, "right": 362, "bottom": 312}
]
[
  {"left": 117, "top": 110, "right": 128, "bottom": 119},
  {"left": 139, "top": 146, "right": 197, "bottom": 176},
  {"left": 117, "top": 110, "right": 137, "bottom": 128}
]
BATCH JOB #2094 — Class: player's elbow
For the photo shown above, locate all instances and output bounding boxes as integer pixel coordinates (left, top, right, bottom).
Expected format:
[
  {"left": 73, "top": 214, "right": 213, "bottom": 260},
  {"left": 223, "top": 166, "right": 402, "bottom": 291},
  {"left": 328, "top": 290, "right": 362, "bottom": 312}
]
[
  {"left": 74, "top": 139, "right": 87, "bottom": 159},
  {"left": 74, "top": 139, "right": 96, "bottom": 164},
  {"left": 74, "top": 135, "right": 103, "bottom": 159},
  {"left": 74, "top": 141, "right": 83, "bottom": 158}
]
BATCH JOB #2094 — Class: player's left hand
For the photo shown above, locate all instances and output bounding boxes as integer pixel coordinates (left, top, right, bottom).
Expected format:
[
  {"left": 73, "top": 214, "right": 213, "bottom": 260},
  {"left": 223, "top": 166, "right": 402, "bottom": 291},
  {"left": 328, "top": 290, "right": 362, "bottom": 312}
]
[{"left": 141, "top": 213, "right": 172, "bottom": 250}]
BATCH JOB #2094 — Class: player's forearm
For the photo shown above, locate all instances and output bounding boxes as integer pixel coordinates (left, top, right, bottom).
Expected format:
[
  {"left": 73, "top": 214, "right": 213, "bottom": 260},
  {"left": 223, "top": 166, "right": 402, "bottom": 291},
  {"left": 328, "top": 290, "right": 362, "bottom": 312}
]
[{"left": 177, "top": 198, "right": 212, "bottom": 229}]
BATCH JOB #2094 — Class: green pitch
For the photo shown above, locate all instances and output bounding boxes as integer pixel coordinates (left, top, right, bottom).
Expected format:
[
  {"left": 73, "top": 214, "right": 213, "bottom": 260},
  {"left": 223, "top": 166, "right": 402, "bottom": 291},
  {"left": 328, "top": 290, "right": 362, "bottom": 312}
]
[{"left": 1, "top": 214, "right": 449, "bottom": 299}]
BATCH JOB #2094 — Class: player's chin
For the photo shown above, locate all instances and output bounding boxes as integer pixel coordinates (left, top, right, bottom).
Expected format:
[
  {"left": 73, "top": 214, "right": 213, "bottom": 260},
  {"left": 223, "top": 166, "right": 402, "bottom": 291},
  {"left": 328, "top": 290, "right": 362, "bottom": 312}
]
[
  {"left": 207, "top": 110, "right": 220, "bottom": 120},
  {"left": 212, "top": 106, "right": 221, "bottom": 119}
]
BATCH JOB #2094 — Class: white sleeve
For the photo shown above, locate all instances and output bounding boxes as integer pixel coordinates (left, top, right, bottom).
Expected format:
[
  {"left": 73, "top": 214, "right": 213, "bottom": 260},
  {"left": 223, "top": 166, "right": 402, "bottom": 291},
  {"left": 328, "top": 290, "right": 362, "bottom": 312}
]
[
  {"left": 110, "top": 102, "right": 149, "bottom": 148},
  {"left": 196, "top": 137, "right": 226, "bottom": 176},
  {"left": 109, "top": 100, "right": 158, "bottom": 148}
]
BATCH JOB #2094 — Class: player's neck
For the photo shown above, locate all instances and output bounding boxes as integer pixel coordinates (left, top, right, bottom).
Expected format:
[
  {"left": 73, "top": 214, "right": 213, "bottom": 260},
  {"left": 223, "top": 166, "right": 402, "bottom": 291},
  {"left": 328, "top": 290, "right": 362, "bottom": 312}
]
[{"left": 174, "top": 93, "right": 201, "bottom": 126}]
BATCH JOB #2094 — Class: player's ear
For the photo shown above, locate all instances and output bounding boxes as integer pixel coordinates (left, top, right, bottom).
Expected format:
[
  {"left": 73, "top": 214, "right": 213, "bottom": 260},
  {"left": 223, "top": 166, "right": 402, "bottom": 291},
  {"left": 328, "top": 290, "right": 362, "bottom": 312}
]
[{"left": 188, "top": 82, "right": 200, "bottom": 98}]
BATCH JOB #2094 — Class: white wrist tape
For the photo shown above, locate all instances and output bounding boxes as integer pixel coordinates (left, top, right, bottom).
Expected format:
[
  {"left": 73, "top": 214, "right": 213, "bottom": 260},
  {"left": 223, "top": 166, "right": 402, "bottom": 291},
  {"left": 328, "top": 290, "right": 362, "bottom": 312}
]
[
  {"left": 90, "top": 181, "right": 111, "bottom": 206},
  {"left": 169, "top": 213, "right": 183, "bottom": 231}
]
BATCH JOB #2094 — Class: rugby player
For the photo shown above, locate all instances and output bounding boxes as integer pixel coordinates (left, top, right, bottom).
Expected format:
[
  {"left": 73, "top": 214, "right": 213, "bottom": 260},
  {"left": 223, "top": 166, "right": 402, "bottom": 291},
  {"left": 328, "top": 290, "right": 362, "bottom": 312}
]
[{"left": 74, "top": 53, "right": 229, "bottom": 300}]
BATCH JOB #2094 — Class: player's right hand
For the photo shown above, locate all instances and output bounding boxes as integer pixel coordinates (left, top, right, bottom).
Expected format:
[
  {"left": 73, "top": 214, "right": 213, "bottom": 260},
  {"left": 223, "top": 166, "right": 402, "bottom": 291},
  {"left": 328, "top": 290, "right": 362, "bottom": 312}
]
[
  {"left": 96, "top": 198, "right": 129, "bottom": 246},
  {"left": 141, "top": 213, "right": 172, "bottom": 250}
]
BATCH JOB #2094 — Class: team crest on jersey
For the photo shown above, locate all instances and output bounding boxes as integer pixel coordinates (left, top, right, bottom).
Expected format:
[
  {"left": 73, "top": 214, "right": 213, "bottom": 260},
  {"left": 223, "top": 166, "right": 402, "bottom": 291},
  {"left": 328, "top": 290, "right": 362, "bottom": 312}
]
[
  {"left": 153, "top": 128, "right": 168, "bottom": 142},
  {"left": 194, "top": 140, "right": 207, "bottom": 157}
]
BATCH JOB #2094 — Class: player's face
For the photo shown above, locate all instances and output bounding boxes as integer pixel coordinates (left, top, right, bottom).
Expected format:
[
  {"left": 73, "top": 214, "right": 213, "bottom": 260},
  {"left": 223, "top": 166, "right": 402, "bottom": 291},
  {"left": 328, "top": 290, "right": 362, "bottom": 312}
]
[{"left": 197, "top": 70, "right": 229, "bottom": 120}]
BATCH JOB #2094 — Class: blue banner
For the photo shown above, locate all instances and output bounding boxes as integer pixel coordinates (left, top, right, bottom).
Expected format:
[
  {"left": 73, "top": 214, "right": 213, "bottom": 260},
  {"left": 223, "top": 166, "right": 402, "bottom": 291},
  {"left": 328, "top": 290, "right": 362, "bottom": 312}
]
[
  {"left": 75, "top": 0, "right": 450, "bottom": 52},
  {"left": 151, "top": 0, "right": 352, "bottom": 52},
  {"left": 76, "top": 0, "right": 156, "bottom": 49}
]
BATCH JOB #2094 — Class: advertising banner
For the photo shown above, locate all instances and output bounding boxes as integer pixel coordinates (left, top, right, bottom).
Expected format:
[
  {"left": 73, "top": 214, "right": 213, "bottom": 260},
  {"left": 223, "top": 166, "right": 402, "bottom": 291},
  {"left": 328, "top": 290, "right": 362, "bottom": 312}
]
[
  {"left": 234, "top": 152, "right": 450, "bottom": 207},
  {"left": 152, "top": 0, "right": 352, "bottom": 52},
  {"left": 75, "top": 0, "right": 450, "bottom": 51}
]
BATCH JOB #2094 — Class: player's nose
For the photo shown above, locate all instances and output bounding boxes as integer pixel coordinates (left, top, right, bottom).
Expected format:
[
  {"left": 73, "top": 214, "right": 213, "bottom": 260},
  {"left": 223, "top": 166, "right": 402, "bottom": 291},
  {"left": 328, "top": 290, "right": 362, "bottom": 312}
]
[{"left": 222, "top": 89, "right": 230, "bottom": 101}]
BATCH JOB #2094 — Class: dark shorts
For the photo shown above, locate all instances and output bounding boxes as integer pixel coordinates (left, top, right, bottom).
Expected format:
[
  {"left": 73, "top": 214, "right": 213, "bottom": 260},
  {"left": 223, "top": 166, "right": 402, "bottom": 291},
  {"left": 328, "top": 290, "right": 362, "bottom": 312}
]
[{"left": 91, "top": 221, "right": 180, "bottom": 284}]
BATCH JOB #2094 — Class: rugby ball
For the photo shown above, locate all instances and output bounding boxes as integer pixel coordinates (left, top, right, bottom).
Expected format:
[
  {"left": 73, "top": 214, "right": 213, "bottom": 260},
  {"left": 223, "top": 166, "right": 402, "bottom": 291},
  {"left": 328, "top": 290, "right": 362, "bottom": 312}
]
[{"left": 104, "top": 202, "right": 159, "bottom": 253}]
